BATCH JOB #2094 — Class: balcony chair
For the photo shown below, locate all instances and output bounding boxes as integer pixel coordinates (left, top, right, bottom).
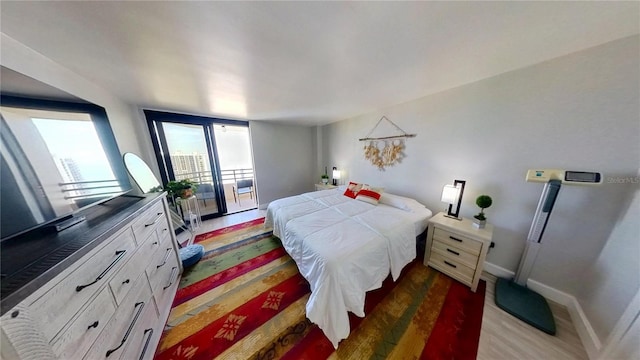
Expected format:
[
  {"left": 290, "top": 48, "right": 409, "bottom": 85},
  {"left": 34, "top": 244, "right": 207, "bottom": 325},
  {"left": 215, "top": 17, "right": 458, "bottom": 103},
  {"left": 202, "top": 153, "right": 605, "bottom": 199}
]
[
  {"left": 196, "top": 183, "right": 216, "bottom": 207},
  {"left": 233, "top": 179, "right": 254, "bottom": 205}
]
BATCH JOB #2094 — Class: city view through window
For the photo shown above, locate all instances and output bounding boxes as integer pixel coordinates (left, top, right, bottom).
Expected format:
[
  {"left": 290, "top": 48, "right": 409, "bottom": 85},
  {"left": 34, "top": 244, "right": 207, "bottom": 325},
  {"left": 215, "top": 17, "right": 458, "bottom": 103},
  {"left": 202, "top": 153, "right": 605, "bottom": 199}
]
[{"left": 162, "top": 122, "right": 255, "bottom": 215}]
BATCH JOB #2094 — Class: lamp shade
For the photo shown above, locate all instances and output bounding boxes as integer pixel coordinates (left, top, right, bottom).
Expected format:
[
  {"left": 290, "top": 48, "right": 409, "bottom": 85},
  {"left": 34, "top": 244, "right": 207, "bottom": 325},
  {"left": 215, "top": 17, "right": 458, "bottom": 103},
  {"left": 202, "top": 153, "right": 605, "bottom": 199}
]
[
  {"left": 441, "top": 184, "right": 460, "bottom": 204},
  {"left": 332, "top": 169, "right": 341, "bottom": 179}
]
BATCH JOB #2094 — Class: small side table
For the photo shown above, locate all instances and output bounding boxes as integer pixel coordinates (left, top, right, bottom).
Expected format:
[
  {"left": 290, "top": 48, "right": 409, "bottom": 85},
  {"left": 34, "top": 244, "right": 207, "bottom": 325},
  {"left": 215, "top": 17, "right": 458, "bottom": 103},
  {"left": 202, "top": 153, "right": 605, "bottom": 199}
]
[
  {"left": 176, "top": 195, "right": 202, "bottom": 231},
  {"left": 424, "top": 212, "right": 493, "bottom": 292},
  {"left": 314, "top": 183, "right": 337, "bottom": 191}
]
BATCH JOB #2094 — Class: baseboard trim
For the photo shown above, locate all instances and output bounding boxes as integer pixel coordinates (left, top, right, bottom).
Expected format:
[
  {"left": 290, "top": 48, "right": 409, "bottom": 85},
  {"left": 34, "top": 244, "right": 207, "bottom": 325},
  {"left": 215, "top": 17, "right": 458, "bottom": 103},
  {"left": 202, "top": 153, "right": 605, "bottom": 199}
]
[
  {"left": 565, "top": 296, "right": 602, "bottom": 359},
  {"left": 483, "top": 261, "right": 601, "bottom": 359},
  {"left": 482, "top": 261, "right": 514, "bottom": 279}
]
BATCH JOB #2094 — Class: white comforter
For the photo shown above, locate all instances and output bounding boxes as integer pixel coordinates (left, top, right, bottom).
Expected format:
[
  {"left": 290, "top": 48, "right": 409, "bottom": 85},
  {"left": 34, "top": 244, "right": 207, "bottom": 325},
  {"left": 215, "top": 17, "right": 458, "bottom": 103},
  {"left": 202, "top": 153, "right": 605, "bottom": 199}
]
[{"left": 265, "top": 189, "right": 430, "bottom": 348}]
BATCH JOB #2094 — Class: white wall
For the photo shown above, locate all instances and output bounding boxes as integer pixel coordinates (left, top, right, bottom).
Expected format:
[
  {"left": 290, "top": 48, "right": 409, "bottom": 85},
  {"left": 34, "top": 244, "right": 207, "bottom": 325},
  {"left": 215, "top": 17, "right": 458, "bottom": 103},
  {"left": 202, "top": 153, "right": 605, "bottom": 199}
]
[
  {"left": 578, "top": 179, "right": 640, "bottom": 342},
  {"left": 322, "top": 35, "right": 639, "bottom": 338},
  {"left": 249, "top": 121, "right": 315, "bottom": 208}
]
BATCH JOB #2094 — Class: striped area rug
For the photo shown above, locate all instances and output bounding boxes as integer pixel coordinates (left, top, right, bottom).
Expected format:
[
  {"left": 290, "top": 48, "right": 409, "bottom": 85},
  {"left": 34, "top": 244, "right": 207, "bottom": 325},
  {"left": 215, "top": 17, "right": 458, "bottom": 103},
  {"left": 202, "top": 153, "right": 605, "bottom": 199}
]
[{"left": 154, "top": 218, "right": 486, "bottom": 360}]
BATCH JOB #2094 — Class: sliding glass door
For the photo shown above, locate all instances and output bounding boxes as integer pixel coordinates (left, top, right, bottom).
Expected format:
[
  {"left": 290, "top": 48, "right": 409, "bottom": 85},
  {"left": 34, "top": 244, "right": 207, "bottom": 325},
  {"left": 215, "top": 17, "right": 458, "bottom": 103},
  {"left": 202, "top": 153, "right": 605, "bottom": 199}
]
[
  {"left": 212, "top": 124, "right": 256, "bottom": 213},
  {"left": 160, "top": 122, "right": 221, "bottom": 217},
  {"left": 145, "top": 110, "right": 254, "bottom": 220}
]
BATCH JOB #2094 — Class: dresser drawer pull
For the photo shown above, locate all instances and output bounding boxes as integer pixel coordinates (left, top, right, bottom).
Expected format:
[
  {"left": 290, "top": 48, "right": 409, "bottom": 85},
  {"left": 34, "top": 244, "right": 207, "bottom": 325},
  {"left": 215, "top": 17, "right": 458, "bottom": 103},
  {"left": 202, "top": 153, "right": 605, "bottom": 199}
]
[
  {"left": 163, "top": 267, "right": 178, "bottom": 290},
  {"left": 444, "top": 260, "right": 457, "bottom": 268},
  {"left": 144, "top": 213, "right": 164, "bottom": 227},
  {"left": 449, "top": 236, "right": 463, "bottom": 243},
  {"left": 106, "top": 301, "right": 145, "bottom": 357},
  {"left": 76, "top": 250, "right": 127, "bottom": 292},
  {"left": 122, "top": 279, "right": 130, "bottom": 285},
  {"left": 156, "top": 248, "right": 172, "bottom": 269},
  {"left": 446, "top": 248, "right": 460, "bottom": 256},
  {"left": 139, "top": 328, "right": 154, "bottom": 360},
  {"left": 87, "top": 320, "right": 99, "bottom": 330}
]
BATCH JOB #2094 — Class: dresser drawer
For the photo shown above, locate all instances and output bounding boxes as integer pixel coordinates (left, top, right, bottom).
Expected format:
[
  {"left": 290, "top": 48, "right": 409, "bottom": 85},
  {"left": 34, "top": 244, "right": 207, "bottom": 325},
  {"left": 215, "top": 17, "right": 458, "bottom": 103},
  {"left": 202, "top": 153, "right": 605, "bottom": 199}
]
[
  {"left": 109, "top": 251, "right": 148, "bottom": 305},
  {"left": 120, "top": 297, "right": 161, "bottom": 360},
  {"left": 146, "top": 245, "right": 180, "bottom": 297},
  {"left": 428, "top": 252, "right": 474, "bottom": 285},
  {"left": 433, "top": 227, "right": 482, "bottom": 255},
  {"left": 431, "top": 239, "right": 479, "bottom": 269},
  {"left": 131, "top": 201, "right": 169, "bottom": 246},
  {"left": 152, "top": 258, "right": 181, "bottom": 315},
  {"left": 84, "top": 274, "right": 152, "bottom": 360},
  {"left": 50, "top": 287, "right": 115, "bottom": 359},
  {"left": 32, "top": 228, "right": 136, "bottom": 342}
]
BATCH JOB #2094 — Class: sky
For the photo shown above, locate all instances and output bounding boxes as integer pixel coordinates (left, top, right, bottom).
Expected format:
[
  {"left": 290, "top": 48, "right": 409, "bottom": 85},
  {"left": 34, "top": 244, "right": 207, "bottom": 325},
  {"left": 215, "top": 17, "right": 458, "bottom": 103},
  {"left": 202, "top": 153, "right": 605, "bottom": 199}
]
[{"left": 163, "top": 123, "right": 252, "bottom": 170}]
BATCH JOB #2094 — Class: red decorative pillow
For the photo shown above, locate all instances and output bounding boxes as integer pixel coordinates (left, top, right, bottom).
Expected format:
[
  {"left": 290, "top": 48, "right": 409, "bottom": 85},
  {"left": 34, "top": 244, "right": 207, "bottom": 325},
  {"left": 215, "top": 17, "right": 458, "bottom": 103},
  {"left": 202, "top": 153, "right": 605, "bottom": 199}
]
[
  {"left": 343, "top": 181, "right": 363, "bottom": 198},
  {"left": 355, "top": 189, "right": 382, "bottom": 205}
]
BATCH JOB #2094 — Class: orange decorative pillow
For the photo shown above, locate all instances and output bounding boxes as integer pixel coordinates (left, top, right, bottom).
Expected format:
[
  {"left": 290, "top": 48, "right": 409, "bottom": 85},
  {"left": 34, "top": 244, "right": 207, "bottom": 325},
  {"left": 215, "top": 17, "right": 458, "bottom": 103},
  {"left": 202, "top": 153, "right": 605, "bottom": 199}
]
[
  {"left": 343, "top": 181, "right": 363, "bottom": 198},
  {"left": 356, "top": 189, "right": 382, "bottom": 204}
]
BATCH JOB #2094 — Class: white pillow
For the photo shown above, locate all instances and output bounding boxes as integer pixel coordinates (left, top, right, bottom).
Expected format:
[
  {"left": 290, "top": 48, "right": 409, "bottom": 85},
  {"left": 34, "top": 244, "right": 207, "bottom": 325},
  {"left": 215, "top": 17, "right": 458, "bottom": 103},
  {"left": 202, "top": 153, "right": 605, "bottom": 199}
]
[
  {"left": 355, "top": 188, "right": 382, "bottom": 205},
  {"left": 379, "top": 193, "right": 426, "bottom": 212}
]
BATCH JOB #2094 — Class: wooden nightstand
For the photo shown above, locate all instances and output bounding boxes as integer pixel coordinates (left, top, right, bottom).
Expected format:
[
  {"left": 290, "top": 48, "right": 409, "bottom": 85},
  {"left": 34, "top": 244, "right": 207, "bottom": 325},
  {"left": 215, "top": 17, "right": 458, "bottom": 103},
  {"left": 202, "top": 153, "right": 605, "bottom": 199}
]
[
  {"left": 314, "top": 183, "right": 337, "bottom": 191},
  {"left": 424, "top": 212, "right": 493, "bottom": 292}
]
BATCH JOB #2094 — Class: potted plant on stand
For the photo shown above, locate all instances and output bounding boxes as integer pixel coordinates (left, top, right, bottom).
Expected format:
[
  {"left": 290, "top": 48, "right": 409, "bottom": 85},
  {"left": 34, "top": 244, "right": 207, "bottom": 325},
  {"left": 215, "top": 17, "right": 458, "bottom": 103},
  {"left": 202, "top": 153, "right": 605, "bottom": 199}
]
[
  {"left": 473, "top": 195, "right": 493, "bottom": 229},
  {"left": 165, "top": 179, "right": 198, "bottom": 201}
]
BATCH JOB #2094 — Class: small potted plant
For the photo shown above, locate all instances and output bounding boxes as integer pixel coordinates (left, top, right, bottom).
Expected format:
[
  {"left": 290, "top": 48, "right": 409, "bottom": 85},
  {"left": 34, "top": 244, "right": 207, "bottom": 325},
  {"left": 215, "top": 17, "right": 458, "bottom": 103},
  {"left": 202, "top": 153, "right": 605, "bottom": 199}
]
[
  {"left": 321, "top": 167, "right": 329, "bottom": 184},
  {"left": 165, "top": 179, "right": 198, "bottom": 199},
  {"left": 473, "top": 195, "right": 493, "bottom": 229}
]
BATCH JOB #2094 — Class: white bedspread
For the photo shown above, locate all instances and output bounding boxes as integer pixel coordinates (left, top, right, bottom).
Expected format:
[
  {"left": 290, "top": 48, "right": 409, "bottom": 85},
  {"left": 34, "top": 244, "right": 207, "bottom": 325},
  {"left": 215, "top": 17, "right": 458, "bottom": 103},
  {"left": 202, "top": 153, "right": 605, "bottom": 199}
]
[{"left": 265, "top": 189, "right": 432, "bottom": 348}]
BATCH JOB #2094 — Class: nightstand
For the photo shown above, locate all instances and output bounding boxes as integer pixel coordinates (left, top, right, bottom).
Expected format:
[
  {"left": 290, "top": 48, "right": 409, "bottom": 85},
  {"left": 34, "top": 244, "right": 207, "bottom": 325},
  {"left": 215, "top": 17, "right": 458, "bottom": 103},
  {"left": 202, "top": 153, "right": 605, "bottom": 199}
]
[
  {"left": 314, "top": 183, "right": 337, "bottom": 191},
  {"left": 424, "top": 212, "right": 493, "bottom": 292}
]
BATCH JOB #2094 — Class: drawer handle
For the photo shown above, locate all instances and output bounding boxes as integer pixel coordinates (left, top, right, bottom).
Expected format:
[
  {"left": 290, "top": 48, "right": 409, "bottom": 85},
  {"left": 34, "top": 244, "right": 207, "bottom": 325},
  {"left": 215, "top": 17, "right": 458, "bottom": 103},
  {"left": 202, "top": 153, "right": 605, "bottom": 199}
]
[
  {"left": 87, "top": 320, "right": 99, "bottom": 330},
  {"left": 444, "top": 260, "right": 457, "bottom": 269},
  {"left": 152, "top": 240, "right": 158, "bottom": 245},
  {"left": 144, "top": 214, "right": 164, "bottom": 227},
  {"left": 163, "top": 267, "right": 178, "bottom": 290},
  {"left": 156, "top": 248, "right": 172, "bottom": 269},
  {"left": 122, "top": 279, "right": 130, "bottom": 285},
  {"left": 139, "top": 328, "right": 154, "bottom": 360},
  {"left": 106, "top": 301, "right": 145, "bottom": 357},
  {"left": 449, "top": 235, "right": 463, "bottom": 243},
  {"left": 446, "top": 248, "right": 460, "bottom": 256},
  {"left": 76, "top": 250, "right": 127, "bottom": 292}
]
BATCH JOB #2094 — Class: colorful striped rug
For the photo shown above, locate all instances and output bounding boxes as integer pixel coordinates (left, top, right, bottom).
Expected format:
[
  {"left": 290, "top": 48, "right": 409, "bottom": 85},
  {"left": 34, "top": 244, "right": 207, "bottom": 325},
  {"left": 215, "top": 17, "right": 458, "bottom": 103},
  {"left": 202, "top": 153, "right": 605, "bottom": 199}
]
[{"left": 154, "top": 218, "right": 486, "bottom": 360}]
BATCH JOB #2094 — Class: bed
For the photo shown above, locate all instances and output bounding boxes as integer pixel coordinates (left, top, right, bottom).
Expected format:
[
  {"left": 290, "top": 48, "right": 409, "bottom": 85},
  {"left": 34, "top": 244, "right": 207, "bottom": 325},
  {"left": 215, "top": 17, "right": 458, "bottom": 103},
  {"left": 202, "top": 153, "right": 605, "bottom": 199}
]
[{"left": 265, "top": 187, "right": 432, "bottom": 348}]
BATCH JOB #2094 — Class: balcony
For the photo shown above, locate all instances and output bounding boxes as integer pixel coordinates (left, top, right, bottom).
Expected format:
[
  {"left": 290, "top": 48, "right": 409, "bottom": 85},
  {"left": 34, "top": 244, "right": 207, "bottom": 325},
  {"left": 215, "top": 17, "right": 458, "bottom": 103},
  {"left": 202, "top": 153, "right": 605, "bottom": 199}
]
[{"left": 172, "top": 168, "right": 256, "bottom": 215}]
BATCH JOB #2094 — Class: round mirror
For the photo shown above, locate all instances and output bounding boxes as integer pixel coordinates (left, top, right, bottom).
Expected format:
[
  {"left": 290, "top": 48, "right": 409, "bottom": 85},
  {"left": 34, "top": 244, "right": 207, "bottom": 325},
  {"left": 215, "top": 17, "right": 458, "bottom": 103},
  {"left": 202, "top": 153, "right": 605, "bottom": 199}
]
[{"left": 123, "top": 153, "right": 161, "bottom": 193}]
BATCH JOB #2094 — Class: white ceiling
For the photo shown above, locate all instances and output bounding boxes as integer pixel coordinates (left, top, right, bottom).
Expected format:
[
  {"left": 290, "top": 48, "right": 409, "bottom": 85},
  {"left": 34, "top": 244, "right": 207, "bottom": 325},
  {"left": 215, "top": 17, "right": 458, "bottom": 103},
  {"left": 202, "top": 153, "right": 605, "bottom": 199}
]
[{"left": 1, "top": 1, "right": 638, "bottom": 126}]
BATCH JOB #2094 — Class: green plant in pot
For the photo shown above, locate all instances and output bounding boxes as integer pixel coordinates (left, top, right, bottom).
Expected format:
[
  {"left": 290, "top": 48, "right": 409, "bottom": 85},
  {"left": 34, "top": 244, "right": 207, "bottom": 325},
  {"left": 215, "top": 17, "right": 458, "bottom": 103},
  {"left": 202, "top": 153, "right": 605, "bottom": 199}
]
[
  {"left": 321, "top": 167, "right": 329, "bottom": 184},
  {"left": 165, "top": 179, "right": 198, "bottom": 199},
  {"left": 473, "top": 195, "right": 493, "bottom": 229}
]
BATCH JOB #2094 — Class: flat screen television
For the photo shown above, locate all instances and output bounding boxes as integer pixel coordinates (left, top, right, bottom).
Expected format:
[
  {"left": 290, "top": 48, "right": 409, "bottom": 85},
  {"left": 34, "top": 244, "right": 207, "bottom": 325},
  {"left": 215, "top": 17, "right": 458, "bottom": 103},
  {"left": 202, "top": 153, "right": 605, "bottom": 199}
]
[{"left": 0, "top": 94, "right": 132, "bottom": 241}]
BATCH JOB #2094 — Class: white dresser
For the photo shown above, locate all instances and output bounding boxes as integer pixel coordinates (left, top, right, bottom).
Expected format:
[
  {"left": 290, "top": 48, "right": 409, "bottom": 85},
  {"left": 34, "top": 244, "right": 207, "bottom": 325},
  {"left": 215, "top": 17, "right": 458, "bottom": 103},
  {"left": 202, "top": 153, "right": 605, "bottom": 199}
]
[
  {"left": 424, "top": 212, "right": 493, "bottom": 292},
  {"left": 0, "top": 194, "right": 182, "bottom": 360}
]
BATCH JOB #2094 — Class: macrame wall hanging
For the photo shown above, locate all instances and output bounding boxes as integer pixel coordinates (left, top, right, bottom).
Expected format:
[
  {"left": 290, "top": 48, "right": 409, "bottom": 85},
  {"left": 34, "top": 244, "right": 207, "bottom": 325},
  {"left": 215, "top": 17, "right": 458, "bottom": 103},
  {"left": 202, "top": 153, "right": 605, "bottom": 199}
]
[{"left": 359, "top": 116, "right": 416, "bottom": 170}]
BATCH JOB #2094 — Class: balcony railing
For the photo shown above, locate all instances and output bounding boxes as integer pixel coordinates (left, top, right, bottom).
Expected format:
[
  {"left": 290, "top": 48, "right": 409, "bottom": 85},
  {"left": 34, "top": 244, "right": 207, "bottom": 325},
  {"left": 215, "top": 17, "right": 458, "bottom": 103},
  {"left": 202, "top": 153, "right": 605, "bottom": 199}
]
[
  {"left": 60, "top": 179, "right": 125, "bottom": 200},
  {"left": 173, "top": 168, "right": 254, "bottom": 186}
]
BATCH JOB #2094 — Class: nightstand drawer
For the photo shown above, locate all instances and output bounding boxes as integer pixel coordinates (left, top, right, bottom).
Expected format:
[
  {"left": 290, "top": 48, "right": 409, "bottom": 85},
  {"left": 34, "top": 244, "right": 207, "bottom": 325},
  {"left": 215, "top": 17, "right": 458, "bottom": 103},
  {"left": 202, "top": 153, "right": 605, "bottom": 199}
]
[
  {"left": 429, "top": 253, "right": 474, "bottom": 285},
  {"left": 432, "top": 239, "right": 479, "bottom": 269},
  {"left": 433, "top": 228, "right": 482, "bottom": 255}
]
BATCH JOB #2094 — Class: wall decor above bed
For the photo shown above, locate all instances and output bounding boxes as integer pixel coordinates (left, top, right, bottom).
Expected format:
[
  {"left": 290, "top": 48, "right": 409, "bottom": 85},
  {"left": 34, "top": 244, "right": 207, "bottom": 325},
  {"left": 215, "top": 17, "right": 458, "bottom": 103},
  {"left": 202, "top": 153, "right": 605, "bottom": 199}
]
[{"left": 359, "top": 116, "right": 416, "bottom": 170}]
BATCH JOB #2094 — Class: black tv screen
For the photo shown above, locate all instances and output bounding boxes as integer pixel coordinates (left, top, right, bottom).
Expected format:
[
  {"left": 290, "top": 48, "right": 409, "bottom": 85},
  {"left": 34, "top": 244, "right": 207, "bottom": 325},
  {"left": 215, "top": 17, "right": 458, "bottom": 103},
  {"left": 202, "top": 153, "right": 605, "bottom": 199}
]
[{"left": 0, "top": 95, "right": 132, "bottom": 241}]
